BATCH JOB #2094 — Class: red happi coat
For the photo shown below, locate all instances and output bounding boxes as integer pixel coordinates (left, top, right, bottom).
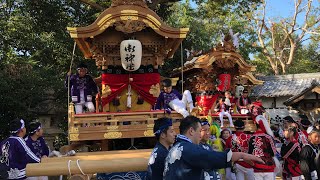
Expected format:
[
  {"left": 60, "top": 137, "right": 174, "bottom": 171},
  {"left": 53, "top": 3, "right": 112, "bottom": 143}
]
[
  {"left": 248, "top": 130, "right": 277, "bottom": 172},
  {"left": 231, "top": 131, "right": 252, "bottom": 168},
  {"left": 280, "top": 139, "right": 302, "bottom": 178}
]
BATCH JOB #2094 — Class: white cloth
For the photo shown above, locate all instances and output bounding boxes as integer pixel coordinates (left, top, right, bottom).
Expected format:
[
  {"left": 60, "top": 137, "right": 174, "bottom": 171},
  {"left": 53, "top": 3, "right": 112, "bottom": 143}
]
[
  {"left": 74, "top": 91, "right": 95, "bottom": 114},
  {"left": 225, "top": 167, "right": 236, "bottom": 180},
  {"left": 219, "top": 111, "right": 233, "bottom": 127},
  {"left": 240, "top": 109, "right": 249, "bottom": 114},
  {"left": 225, "top": 98, "right": 231, "bottom": 106},
  {"left": 254, "top": 172, "right": 275, "bottom": 180},
  {"left": 169, "top": 90, "right": 194, "bottom": 118},
  {"left": 235, "top": 164, "right": 254, "bottom": 180}
]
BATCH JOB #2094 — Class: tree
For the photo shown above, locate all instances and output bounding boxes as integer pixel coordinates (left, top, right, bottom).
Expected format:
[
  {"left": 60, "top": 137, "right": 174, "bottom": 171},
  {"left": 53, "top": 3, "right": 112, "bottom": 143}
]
[
  {"left": 0, "top": 0, "right": 100, "bottom": 142},
  {"left": 246, "top": 0, "right": 320, "bottom": 74},
  {"left": 160, "top": 0, "right": 262, "bottom": 76}
]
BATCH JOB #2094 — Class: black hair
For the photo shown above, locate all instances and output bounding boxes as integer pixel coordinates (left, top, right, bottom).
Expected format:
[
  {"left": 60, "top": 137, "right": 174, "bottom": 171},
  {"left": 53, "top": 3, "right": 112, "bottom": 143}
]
[
  {"left": 283, "top": 123, "right": 298, "bottom": 137},
  {"left": 154, "top": 117, "right": 171, "bottom": 140},
  {"left": 234, "top": 119, "right": 245, "bottom": 130},
  {"left": 162, "top": 79, "right": 172, "bottom": 87},
  {"left": 283, "top": 116, "right": 295, "bottom": 123},
  {"left": 179, "top": 116, "right": 201, "bottom": 135},
  {"left": 77, "top": 63, "right": 88, "bottom": 69},
  {"left": 28, "top": 121, "right": 41, "bottom": 136},
  {"left": 10, "top": 118, "right": 23, "bottom": 135}
]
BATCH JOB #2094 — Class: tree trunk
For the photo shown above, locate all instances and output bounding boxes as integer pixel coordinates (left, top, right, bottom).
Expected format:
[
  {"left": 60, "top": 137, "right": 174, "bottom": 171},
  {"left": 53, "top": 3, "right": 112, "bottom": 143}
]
[{"left": 266, "top": 56, "right": 279, "bottom": 75}]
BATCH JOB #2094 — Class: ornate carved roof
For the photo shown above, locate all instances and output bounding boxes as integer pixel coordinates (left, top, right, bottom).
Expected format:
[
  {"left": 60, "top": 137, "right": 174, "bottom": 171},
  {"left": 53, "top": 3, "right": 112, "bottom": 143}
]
[
  {"left": 67, "top": 2, "right": 189, "bottom": 59},
  {"left": 171, "top": 39, "right": 263, "bottom": 85}
]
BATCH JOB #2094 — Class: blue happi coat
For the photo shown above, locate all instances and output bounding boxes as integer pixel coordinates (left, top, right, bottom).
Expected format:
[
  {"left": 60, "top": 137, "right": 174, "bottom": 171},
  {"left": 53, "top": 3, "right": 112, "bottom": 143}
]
[
  {"left": 163, "top": 135, "right": 231, "bottom": 180},
  {"left": 25, "top": 136, "right": 49, "bottom": 159},
  {"left": 0, "top": 136, "right": 40, "bottom": 179},
  {"left": 65, "top": 74, "right": 98, "bottom": 103},
  {"left": 147, "top": 142, "right": 169, "bottom": 180},
  {"left": 155, "top": 89, "right": 182, "bottom": 110},
  {"left": 200, "top": 142, "right": 219, "bottom": 180}
]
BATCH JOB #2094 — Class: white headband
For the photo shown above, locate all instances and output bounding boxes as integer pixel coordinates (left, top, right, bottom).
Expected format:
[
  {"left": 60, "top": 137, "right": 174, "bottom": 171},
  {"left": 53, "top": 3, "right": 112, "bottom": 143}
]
[
  {"left": 10, "top": 119, "right": 25, "bottom": 134},
  {"left": 30, "top": 125, "right": 41, "bottom": 134}
]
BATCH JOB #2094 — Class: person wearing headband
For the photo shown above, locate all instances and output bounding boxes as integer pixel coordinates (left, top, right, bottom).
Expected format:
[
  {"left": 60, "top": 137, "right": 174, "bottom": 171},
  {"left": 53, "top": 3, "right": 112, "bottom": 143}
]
[
  {"left": 154, "top": 79, "right": 196, "bottom": 118},
  {"left": 25, "top": 121, "right": 49, "bottom": 159},
  {"left": 24, "top": 121, "right": 49, "bottom": 180},
  {"left": 199, "top": 119, "right": 219, "bottom": 180},
  {"left": 237, "top": 89, "right": 251, "bottom": 114},
  {"left": 0, "top": 118, "right": 40, "bottom": 179},
  {"left": 280, "top": 124, "right": 302, "bottom": 180},
  {"left": 300, "top": 126, "right": 320, "bottom": 180},
  {"left": 65, "top": 63, "right": 99, "bottom": 114},
  {"left": 147, "top": 117, "right": 176, "bottom": 180},
  {"left": 163, "top": 116, "right": 264, "bottom": 180},
  {"left": 231, "top": 119, "right": 254, "bottom": 180}
]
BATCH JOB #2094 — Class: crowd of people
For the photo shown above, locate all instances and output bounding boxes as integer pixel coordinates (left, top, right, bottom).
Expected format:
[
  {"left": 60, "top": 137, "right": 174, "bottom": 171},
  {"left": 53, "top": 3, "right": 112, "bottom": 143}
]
[
  {"left": 147, "top": 114, "right": 320, "bottom": 180},
  {"left": 1, "top": 67, "right": 319, "bottom": 180},
  {"left": 148, "top": 79, "right": 320, "bottom": 180}
]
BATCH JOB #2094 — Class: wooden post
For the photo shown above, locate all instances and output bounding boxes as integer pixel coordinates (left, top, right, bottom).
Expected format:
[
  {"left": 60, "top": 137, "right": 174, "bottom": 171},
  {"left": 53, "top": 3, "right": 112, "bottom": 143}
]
[{"left": 101, "top": 140, "right": 109, "bottom": 151}]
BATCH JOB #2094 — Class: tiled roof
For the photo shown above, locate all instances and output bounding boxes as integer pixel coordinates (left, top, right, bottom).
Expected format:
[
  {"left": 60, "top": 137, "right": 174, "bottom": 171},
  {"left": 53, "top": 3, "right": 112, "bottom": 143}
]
[{"left": 251, "top": 73, "right": 320, "bottom": 97}]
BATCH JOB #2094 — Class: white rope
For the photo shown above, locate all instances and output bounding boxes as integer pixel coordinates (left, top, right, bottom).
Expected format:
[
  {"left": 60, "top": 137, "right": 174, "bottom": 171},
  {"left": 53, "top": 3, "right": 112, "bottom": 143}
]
[
  {"left": 67, "top": 42, "right": 77, "bottom": 145},
  {"left": 180, "top": 42, "right": 184, "bottom": 92},
  {"left": 76, "top": 159, "right": 86, "bottom": 175},
  {"left": 67, "top": 160, "right": 72, "bottom": 176},
  {"left": 76, "top": 159, "right": 90, "bottom": 180}
]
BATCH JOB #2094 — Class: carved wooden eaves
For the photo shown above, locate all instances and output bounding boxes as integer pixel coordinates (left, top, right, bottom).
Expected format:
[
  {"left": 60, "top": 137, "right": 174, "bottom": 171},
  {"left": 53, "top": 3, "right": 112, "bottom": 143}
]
[{"left": 67, "top": 4, "right": 189, "bottom": 59}]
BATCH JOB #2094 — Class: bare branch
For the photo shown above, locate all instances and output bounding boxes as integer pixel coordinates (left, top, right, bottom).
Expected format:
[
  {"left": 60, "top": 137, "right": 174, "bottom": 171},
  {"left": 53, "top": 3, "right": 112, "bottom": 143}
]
[
  {"left": 297, "top": 0, "right": 313, "bottom": 42},
  {"left": 289, "top": 0, "right": 302, "bottom": 34}
]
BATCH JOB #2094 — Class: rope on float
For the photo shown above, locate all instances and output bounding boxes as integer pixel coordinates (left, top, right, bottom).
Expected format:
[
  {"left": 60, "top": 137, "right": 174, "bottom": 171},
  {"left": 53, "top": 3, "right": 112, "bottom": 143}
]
[
  {"left": 180, "top": 42, "right": 184, "bottom": 92},
  {"left": 67, "top": 42, "right": 77, "bottom": 145}
]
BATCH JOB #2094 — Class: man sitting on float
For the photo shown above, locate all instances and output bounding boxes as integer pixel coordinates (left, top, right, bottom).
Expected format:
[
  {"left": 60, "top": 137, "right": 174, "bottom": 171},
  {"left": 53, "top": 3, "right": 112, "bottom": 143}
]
[
  {"left": 154, "top": 79, "right": 196, "bottom": 118},
  {"left": 237, "top": 89, "right": 252, "bottom": 114}
]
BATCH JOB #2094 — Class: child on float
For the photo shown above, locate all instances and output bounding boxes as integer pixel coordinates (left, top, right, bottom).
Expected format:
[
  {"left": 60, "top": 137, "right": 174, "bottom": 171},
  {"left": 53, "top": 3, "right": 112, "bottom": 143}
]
[
  {"left": 214, "top": 97, "right": 234, "bottom": 128},
  {"left": 281, "top": 123, "right": 303, "bottom": 180},
  {"left": 155, "top": 79, "right": 196, "bottom": 118},
  {"left": 225, "top": 91, "right": 238, "bottom": 114},
  {"left": 220, "top": 128, "right": 236, "bottom": 180},
  {"left": 300, "top": 126, "right": 320, "bottom": 180}
]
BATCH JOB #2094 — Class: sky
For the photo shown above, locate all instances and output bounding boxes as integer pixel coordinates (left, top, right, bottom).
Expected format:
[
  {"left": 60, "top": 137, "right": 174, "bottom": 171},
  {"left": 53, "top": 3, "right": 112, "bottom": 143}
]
[{"left": 189, "top": 0, "right": 319, "bottom": 24}]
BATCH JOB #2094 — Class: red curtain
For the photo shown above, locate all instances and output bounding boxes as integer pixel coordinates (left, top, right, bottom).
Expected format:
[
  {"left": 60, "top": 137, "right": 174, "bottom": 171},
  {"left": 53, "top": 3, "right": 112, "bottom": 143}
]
[
  {"left": 196, "top": 94, "right": 220, "bottom": 115},
  {"left": 101, "top": 73, "right": 160, "bottom": 106}
]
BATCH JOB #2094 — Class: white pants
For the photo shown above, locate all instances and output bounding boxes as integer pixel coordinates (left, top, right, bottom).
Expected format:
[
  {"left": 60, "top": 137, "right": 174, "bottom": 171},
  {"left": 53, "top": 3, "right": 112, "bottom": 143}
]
[
  {"left": 75, "top": 101, "right": 95, "bottom": 114},
  {"left": 235, "top": 164, "right": 254, "bottom": 180},
  {"left": 219, "top": 111, "right": 233, "bottom": 127},
  {"left": 254, "top": 172, "right": 275, "bottom": 180},
  {"left": 290, "top": 176, "right": 303, "bottom": 180},
  {"left": 225, "top": 167, "right": 236, "bottom": 180},
  {"left": 26, "top": 176, "right": 48, "bottom": 180},
  {"left": 169, "top": 90, "right": 194, "bottom": 118}
]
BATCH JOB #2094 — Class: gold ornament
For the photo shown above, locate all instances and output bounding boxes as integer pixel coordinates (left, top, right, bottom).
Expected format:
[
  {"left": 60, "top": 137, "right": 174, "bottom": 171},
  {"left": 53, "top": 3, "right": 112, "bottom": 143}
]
[{"left": 149, "top": 83, "right": 160, "bottom": 97}]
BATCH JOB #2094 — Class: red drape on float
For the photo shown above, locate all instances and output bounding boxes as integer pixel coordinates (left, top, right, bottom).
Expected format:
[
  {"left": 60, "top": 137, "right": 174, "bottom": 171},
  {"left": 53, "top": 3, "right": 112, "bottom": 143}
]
[
  {"left": 217, "top": 74, "right": 231, "bottom": 92},
  {"left": 196, "top": 94, "right": 220, "bottom": 115},
  {"left": 101, "top": 73, "right": 160, "bottom": 106}
]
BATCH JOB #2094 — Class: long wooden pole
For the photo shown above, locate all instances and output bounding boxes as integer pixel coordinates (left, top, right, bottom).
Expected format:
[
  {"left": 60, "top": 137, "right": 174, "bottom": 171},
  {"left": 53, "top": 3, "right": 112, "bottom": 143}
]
[{"left": 26, "top": 158, "right": 149, "bottom": 177}]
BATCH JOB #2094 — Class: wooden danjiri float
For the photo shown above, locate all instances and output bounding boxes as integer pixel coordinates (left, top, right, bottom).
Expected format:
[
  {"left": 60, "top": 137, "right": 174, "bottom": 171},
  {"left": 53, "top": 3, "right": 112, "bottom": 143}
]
[{"left": 26, "top": 0, "right": 262, "bottom": 179}]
